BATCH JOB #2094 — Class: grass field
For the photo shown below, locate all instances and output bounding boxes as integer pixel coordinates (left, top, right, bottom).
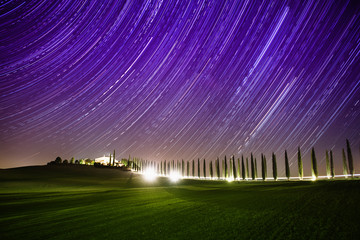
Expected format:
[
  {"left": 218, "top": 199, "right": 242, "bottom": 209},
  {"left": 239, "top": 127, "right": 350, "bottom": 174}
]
[{"left": 1, "top": 165, "right": 360, "bottom": 240}]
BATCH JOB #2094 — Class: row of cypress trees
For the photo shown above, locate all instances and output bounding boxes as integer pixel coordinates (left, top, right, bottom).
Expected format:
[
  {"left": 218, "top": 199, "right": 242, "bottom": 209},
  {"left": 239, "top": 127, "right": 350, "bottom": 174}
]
[{"left": 152, "top": 139, "right": 355, "bottom": 180}]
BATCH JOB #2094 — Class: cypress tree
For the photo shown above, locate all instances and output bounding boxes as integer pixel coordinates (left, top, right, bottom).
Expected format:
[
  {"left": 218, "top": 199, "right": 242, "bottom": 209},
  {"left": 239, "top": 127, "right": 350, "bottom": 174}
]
[
  {"left": 113, "top": 150, "right": 116, "bottom": 166},
  {"left": 330, "top": 150, "right": 335, "bottom": 178},
  {"left": 192, "top": 160, "right": 195, "bottom": 177},
  {"left": 222, "top": 159, "right": 225, "bottom": 178},
  {"left": 187, "top": 161, "right": 189, "bottom": 177},
  {"left": 109, "top": 154, "right": 112, "bottom": 166},
  {"left": 224, "top": 156, "right": 228, "bottom": 178},
  {"left": 342, "top": 148, "right": 348, "bottom": 178},
  {"left": 261, "top": 154, "right": 267, "bottom": 181},
  {"left": 182, "top": 159, "right": 185, "bottom": 177},
  {"left": 251, "top": 154, "right": 255, "bottom": 180},
  {"left": 164, "top": 160, "right": 167, "bottom": 175},
  {"left": 246, "top": 157, "right": 249, "bottom": 179},
  {"left": 237, "top": 158, "right": 241, "bottom": 179},
  {"left": 210, "top": 161, "right": 213, "bottom": 179},
  {"left": 311, "top": 147, "right": 318, "bottom": 180},
  {"left": 272, "top": 153, "right": 277, "bottom": 181},
  {"left": 297, "top": 147, "right": 303, "bottom": 180},
  {"left": 198, "top": 158, "right": 200, "bottom": 178},
  {"left": 203, "top": 159, "right": 206, "bottom": 178},
  {"left": 229, "top": 156, "right": 233, "bottom": 179},
  {"left": 325, "top": 150, "right": 330, "bottom": 178},
  {"left": 346, "top": 139, "right": 354, "bottom": 177},
  {"left": 241, "top": 156, "right": 245, "bottom": 180},
  {"left": 285, "top": 150, "right": 290, "bottom": 180},
  {"left": 232, "top": 155, "right": 237, "bottom": 180},
  {"left": 254, "top": 158, "right": 258, "bottom": 180},
  {"left": 161, "top": 161, "right": 163, "bottom": 175},
  {"left": 216, "top": 157, "right": 220, "bottom": 179}
]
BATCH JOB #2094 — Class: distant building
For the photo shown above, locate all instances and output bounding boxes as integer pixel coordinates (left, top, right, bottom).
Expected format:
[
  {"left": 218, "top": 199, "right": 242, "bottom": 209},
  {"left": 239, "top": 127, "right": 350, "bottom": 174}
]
[{"left": 94, "top": 156, "right": 123, "bottom": 166}]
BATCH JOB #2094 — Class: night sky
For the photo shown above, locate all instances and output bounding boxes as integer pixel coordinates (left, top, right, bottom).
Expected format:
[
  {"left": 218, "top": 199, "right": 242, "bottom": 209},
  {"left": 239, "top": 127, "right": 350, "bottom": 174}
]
[{"left": 1, "top": 0, "right": 359, "bottom": 174}]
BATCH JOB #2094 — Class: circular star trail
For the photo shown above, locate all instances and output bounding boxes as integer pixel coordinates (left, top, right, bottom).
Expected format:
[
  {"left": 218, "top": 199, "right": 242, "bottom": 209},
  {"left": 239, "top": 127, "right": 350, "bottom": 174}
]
[{"left": 1, "top": 0, "right": 359, "bottom": 174}]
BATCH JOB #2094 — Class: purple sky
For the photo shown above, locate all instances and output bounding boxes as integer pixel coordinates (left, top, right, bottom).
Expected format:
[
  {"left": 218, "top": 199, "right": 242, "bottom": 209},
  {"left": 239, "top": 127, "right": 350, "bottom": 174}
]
[{"left": 1, "top": 0, "right": 359, "bottom": 175}]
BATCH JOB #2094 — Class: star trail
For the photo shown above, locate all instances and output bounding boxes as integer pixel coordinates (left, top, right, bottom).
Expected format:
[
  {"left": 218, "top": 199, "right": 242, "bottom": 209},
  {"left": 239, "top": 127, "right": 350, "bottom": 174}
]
[{"left": 1, "top": 0, "right": 359, "bottom": 173}]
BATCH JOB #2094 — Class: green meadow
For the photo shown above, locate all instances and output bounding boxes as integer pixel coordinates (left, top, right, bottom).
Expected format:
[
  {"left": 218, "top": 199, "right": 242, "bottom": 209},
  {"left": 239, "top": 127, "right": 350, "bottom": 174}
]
[{"left": 1, "top": 165, "right": 360, "bottom": 240}]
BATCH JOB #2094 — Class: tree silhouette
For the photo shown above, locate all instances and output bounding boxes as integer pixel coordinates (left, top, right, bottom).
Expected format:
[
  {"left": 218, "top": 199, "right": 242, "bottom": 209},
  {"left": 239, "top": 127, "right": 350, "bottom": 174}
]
[
  {"left": 198, "top": 158, "right": 200, "bottom": 178},
  {"left": 203, "top": 159, "right": 206, "bottom": 178},
  {"left": 261, "top": 154, "right": 267, "bottom": 181},
  {"left": 330, "top": 150, "right": 335, "bottom": 178},
  {"left": 224, "top": 156, "right": 228, "bottom": 178},
  {"left": 182, "top": 159, "right": 185, "bottom": 177},
  {"left": 342, "top": 148, "right": 348, "bottom": 178},
  {"left": 311, "top": 148, "right": 318, "bottom": 180},
  {"left": 55, "top": 156, "right": 62, "bottom": 164},
  {"left": 232, "top": 155, "right": 237, "bottom": 179},
  {"left": 251, "top": 154, "right": 255, "bottom": 180},
  {"left": 113, "top": 150, "right": 116, "bottom": 166},
  {"left": 297, "top": 147, "right": 303, "bottom": 180},
  {"left": 70, "top": 157, "right": 74, "bottom": 164},
  {"left": 325, "top": 150, "right": 330, "bottom": 178},
  {"left": 210, "top": 160, "right": 213, "bottom": 179},
  {"left": 187, "top": 161, "right": 189, "bottom": 177},
  {"left": 246, "top": 157, "right": 249, "bottom": 180},
  {"left": 346, "top": 139, "right": 354, "bottom": 177},
  {"left": 237, "top": 158, "right": 241, "bottom": 179},
  {"left": 216, "top": 157, "right": 220, "bottom": 179},
  {"left": 164, "top": 160, "right": 167, "bottom": 176},
  {"left": 254, "top": 157, "right": 258, "bottom": 180},
  {"left": 192, "top": 160, "right": 195, "bottom": 177},
  {"left": 241, "top": 156, "right": 245, "bottom": 180},
  {"left": 285, "top": 150, "right": 290, "bottom": 180},
  {"left": 272, "top": 153, "right": 277, "bottom": 181}
]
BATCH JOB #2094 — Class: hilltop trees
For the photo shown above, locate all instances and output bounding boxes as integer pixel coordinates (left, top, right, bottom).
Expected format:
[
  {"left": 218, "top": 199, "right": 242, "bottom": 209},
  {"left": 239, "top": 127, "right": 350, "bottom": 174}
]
[
  {"left": 192, "top": 160, "right": 195, "bottom": 177},
  {"left": 216, "top": 157, "right": 220, "bottom": 179},
  {"left": 210, "top": 160, "right": 213, "bottom": 179},
  {"left": 55, "top": 157, "right": 62, "bottom": 164}
]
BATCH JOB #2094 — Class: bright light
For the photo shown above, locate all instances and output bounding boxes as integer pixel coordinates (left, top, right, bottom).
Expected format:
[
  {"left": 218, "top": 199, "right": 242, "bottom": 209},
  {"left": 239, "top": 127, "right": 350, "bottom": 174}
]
[
  {"left": 311, "top": 176, "right": 317, "bottom": 181},
  {"left": 169, "top": 171, "right": 180, "bottom": 182},
  {"left": 227, "top": 177, "right": 234, "bottom": 182},
  {"left": 143, "top": 168, "right": 157, "bottom": 182}
]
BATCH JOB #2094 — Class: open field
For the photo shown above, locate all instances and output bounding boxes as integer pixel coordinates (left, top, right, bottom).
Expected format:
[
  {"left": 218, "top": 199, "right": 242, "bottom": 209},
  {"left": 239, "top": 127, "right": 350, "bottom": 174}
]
[{"left": 1, "top": 165, "right": 360, "bottom": 240}]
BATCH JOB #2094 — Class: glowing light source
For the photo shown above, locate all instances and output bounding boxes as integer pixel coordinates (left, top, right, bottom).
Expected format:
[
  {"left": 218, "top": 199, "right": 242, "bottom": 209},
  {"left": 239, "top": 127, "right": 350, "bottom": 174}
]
[
  {"left": 227, "top": 178, "right": 234, "bottom": 182},
  {"left": 169, "top": 171, "right": 180, "bottom": 182},
  {"left": 143, "top": 168, "right": 157, "bottom": 182},
  {"left": 311, "top": 176, "right": 317, "bottom": 181}
]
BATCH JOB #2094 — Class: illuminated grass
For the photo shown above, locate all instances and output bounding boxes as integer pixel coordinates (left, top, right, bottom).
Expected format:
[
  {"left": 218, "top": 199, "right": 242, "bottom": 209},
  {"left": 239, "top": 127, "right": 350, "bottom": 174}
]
[{"left": 1, "top": 166, "right": 360, "bottom": 240}]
